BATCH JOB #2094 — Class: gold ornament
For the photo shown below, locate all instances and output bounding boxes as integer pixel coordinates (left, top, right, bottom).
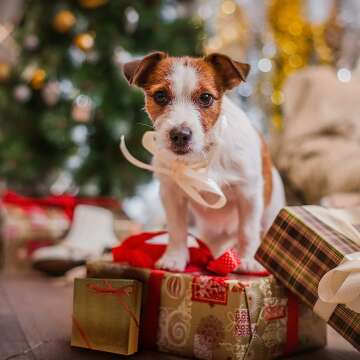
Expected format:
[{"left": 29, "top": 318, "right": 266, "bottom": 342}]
[
  {"left": 53, "top": 10, "right": 76, "bottom": 33},
  {"left": 268, "top": 0, "right": 339, "bottom": 130},
  {"left": 0, "top": 62, "right": 11, "bottom": 82},
  {"left": 74, "top": 32, "right": 95, "bottom": 52},
  {"left": 205, "top": 0, "right": 249, "bottom": 61},
  {"left": 30, "top": 68, "right": 46, "bottom": 89},
  {"left": 78, "top": 0, "right": 108, "bottom": 9},
  {"left": 268, "top": 0, "right": 312, "bottom": 130}
]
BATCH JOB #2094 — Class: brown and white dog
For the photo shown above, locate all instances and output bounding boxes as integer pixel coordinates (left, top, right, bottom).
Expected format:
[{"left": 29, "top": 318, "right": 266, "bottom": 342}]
[{"left": 123, "top": 52, "right": 285, "bottom": 272}]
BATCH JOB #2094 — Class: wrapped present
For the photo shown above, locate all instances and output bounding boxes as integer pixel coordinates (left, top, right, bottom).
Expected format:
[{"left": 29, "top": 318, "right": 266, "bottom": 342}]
[
  {"left": 86, "top": 260, "right": 326, "bottom": 359},
  {"left": 1, "top": 190, "right": 122, "bottom": 241},
  {"left": 256, "top": 206, "right": 360, "bottom": 351},
  {"left": 71, "top": 278, "right": 142, "bottom": 355}
]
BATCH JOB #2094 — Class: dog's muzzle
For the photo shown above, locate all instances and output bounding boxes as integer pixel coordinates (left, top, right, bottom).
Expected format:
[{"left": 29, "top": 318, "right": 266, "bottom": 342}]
[{"left": 169, "top": 127, "right": 192, "bottom": 154}]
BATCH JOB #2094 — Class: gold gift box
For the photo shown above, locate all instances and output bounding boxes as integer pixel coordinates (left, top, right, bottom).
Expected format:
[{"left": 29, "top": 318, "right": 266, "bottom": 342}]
[
  {"left": 71, "top": 277, "right": 142, "bottom": 355},
  {"left": 87, "top": 261, "right": 326, "bottom": 360}
]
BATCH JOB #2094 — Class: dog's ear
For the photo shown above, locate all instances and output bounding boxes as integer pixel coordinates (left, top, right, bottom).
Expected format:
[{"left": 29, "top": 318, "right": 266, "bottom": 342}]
[
  {"left": 205, "top": 53, "right": 250, "bottom": 90},
  {"left": 122, "top": 51, "right": 168, "bottom": 88}
]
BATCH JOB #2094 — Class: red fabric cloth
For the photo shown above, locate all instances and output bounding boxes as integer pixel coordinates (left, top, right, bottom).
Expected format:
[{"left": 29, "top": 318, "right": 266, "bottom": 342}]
[
  {"left": 112, "top": 231, "right": 213, "bottom": 273},
  {"left": 112, "top": 231, "right": 269, "bottom": 276},
  {"left": 2, "top": 190, "right": 120, "bottom": 220}
]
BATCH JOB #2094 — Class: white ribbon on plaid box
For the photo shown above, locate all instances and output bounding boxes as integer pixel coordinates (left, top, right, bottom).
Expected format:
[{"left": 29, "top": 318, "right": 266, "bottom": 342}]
[
  {"left": 120, "top": 131, "right": 227, "bottom": 209},
  {"left": 307, "top": 206, "right": 360, "bottom": 321}
]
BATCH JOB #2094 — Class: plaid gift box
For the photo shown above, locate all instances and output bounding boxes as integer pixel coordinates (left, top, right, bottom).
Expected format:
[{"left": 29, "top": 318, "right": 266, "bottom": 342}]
[
  {"left": 87, "top": 260, "right": 326, "bottom": 359},
  {"left": 256, "top": 206, "right": 360, "bottom": 351}
]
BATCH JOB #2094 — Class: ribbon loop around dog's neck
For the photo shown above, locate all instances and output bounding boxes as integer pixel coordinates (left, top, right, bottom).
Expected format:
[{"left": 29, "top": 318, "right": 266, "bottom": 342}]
[{"left": 120, "top": 131, "right": 227, "bottom": 209}]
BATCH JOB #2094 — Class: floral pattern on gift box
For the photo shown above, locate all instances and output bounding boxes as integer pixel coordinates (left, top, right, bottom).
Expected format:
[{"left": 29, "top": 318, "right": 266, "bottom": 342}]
[
  {"left": 227, "top": 309, "right": 252, "bottom": 337},
  {"left": 261, "top": 319, "right": 287, "bottom": 349},
  {"left": 259, "top": 277, "right": 274, "bottom": 298},
  {"left": 245, "top": 284, "right": 264, "bottom": 323},
  {"left": 220, "top": 342, "right": 248, "bottom": 360},
  {"left": 192, "top": 276, "right": 228, "bottom": 305},
  {"left": 157, "top": 280, "right": 192, "bottom": 352},
  {"left": 243, "top": 333, "right": 267, "bottom": 360},
  {"left": 193, "top": 315, "right": 225, "bottom": 360}
]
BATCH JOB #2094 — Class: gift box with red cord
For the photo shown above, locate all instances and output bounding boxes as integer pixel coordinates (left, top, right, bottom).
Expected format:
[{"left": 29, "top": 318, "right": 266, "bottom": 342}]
[
  {"left": 71, "top": 277, "right": 142, "bottom": 355},
  {"left": 256, "top": 206, "right": 360, "bottom": 351},
  {"left": 82, "top": 231, "right": 326, "bottom": 359}
]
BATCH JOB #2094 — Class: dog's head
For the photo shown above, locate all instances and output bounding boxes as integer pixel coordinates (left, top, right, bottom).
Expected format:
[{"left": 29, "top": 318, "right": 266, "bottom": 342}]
[{"left": 123, "top": 52, "right": 250, "bottom": 163}]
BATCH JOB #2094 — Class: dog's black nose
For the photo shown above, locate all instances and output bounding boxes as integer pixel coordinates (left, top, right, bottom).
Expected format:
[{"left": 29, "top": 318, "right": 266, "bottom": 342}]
[{"left": 169, "top": 127, "right": 192, "bottom": 147}]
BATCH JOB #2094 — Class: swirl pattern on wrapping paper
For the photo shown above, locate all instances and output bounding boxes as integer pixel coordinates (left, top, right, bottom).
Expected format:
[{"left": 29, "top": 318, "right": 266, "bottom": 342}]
[{"left": 167, "top": 311, "right": 190, "bottom": 347}]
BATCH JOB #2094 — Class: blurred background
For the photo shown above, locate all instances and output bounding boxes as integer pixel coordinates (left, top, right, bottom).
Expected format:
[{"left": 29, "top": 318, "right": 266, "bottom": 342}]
[
  {"left": 1, "top": 0, "right": 360, "bottom": 274},
  {"left": 1, "top": 0, "right": 359, "bottom": 198}
]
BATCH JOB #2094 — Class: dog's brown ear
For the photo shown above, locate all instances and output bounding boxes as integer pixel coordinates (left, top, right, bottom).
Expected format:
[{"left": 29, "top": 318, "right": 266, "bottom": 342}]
[
  {"left": 205, "top": 53, "right": 250, "bottom": 90},
  {"left": 122, "top": 51, "right": 168, "bottom": 88}
]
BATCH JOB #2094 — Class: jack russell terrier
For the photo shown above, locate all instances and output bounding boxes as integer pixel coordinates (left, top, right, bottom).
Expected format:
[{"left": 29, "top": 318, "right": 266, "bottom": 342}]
[{"left": 123, "top": 52, "right": 285, "bottom": 273}]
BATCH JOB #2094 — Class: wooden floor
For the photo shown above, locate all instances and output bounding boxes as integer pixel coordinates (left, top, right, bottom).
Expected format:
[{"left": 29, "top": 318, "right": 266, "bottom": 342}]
[{"left": 0, "top": 269, "right": 357, "bottom": 360}]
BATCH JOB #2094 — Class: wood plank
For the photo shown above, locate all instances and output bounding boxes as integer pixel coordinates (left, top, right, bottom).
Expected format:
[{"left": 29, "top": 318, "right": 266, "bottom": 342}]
[
  {"left": 0, "top": 277, "right": 35, "bottom": 360},
  {"left": 0, "top": 270, "right": 358, "bottom": 360}
]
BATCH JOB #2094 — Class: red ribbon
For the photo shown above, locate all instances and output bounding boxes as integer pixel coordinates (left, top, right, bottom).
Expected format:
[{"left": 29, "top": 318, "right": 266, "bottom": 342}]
[
  {"left": 140, "top": 270, "right": 165, "bottom": 349},
  {"left": 2, "top": 190, "right": 120, "bottom": 220},
  {"left": 112, "top": 231, "right": 269, "bottom": 276},
  {"left": 284, "top": 291, "right": 299, "bottom": 355}
]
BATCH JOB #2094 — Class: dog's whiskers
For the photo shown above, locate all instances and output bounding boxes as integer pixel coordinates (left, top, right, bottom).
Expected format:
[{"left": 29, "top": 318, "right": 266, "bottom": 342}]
[{"left": 138, "top": 122, "right": 154, "bottom": 129}]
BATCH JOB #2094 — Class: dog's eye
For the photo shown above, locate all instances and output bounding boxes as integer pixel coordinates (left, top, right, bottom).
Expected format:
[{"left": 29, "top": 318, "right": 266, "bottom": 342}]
[
  {"left": 153, "top": 90, "right": 169, "bottom": 106},
  {"left": 198, "top": 93, "right": 214, "bottom": 107}
]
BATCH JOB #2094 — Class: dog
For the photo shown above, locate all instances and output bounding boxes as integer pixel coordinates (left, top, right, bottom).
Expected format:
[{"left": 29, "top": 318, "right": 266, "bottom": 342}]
[{"left": 123, "top": 52, "right": 285, "bottom": 272}]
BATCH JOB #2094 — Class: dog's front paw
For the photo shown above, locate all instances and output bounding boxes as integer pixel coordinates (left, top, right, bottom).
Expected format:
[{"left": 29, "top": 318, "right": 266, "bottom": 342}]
[
  {"left": 155, "top": 247, "right": 189, "bottom": 272},
  {"left": 235, "top": 258, "right": 267, "bottom": 274}
]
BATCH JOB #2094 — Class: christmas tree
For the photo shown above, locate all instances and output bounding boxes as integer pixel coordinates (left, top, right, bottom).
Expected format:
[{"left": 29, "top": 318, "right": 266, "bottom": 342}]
[{"left": 0, "top": 0, "right": 203, "bottom": 196}]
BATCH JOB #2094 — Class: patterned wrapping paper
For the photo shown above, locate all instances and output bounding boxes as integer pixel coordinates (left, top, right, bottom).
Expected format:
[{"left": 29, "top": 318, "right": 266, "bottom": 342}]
[
  {"left": 71, "top": 278, "right": 142, "bottom": 355},
  {"left": 86, "top": 260, "right": 326, "bottom": 360},
  {"left": 256, "top": 206, "right": 360, "bottom": 351}
]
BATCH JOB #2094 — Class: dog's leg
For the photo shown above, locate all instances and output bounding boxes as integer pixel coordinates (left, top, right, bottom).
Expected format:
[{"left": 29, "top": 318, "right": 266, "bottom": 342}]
[
  {"left": 235, "top": 190, "right": 266, "bottom": 273},
  {"left": 155, "top": 176, "right": 189, "bottom": 271}
]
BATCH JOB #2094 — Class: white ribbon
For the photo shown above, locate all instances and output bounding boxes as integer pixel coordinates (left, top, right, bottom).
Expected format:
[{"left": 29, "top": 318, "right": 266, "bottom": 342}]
[
  {"left": 305, "top": 206, "right": 360, "bottom": 321},
  {"left": 120, "top": 131, "right": 227, "bottom": 209}
]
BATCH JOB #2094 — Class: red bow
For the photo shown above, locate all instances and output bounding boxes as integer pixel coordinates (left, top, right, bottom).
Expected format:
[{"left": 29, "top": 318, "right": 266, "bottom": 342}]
[{"left": 112, "top": 231, "right": 268, "bottom": 276}]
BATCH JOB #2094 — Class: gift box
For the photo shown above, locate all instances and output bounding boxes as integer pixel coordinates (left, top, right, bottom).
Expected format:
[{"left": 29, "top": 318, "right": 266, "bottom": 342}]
[
  {"left": 87, "top": 260, "right": 326, "bottom": 359},
  {"left": 71, "top": 278, "right": 142, "bottom": 355},
  {"left": 256, "top": 206, "right": 360, "bottom": 351},
  {"left": 1, "top": 190, "right": 122, "bottom": 241}
]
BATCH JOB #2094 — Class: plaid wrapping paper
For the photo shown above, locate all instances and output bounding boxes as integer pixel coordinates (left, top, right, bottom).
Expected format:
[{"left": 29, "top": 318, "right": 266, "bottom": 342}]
[
  {"left": 87, "top": 260, "right": 326, "bottom": 359},
  {"left": 256, "top": 206, "right": 360, "bottom": 351}
]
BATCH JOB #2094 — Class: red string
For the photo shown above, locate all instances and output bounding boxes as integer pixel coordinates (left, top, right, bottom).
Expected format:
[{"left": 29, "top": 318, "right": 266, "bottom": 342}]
[
  {"left": 72, "top": 315, "right": 93, "bottom": 349},
  {"left": 87, "top": 280, "right": 140, "bottom": 328}
]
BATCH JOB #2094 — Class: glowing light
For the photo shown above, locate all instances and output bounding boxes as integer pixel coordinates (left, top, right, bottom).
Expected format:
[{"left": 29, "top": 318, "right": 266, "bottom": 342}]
[
  {"left": 337, "top": 68, "right": 351, "bottom": 83},
  {"left": 238, "top": 83, "right": 252, "bottom": 97},
  {"left": 258, "top": 58, "right": 272, "bottom": 72},
  {"left": 221, "top": 0, "right": 236, "bottom": 15},
  {"left": 125, "top": 7, "right": 139, "bottom": 24},
  {"left": 271, "top": 90, "right": 284, "bottom": 105}
]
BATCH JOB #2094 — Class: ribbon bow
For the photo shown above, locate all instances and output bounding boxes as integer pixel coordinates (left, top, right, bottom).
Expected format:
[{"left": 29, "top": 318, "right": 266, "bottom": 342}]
[
  {"left": 120, "top": 131, "right": 226, "bottom": 209},
  {"left": 308, "top": 206, "right": 360, "bottom": 320}
]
